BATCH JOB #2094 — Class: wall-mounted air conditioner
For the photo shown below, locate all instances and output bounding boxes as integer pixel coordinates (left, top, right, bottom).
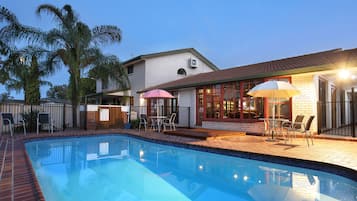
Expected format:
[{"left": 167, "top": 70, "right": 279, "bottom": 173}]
[{"left": 189, "top": 58, "right": 198, "bottom": 68}]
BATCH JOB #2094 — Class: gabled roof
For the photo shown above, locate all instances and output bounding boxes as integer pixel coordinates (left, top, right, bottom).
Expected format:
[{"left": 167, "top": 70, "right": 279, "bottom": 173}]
[
  {"left": 139, "top": 48, "right": 357, "bottom": 92},
  {"left": 122, "top": 48, "right": 219, "bottom": 71}
]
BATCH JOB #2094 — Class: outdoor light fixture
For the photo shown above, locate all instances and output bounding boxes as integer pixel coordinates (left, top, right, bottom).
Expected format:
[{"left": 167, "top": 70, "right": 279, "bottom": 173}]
[{"left": 338, "top": 69, "right": 350, "bottom": 80}]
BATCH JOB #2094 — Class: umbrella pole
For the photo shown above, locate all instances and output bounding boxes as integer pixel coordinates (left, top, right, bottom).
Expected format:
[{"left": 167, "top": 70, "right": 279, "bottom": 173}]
[{"left": 272, "top": 101, "right": 275, "bottom": 140}]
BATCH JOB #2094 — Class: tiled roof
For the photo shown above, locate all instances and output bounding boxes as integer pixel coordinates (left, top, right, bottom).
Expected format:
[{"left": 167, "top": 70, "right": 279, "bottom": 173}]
[
  {"left": 122, "top": 48, "right": 219, "bottom": 71},
  {"left": 139, "top": 48, "right": 357, "bottom": 92}
]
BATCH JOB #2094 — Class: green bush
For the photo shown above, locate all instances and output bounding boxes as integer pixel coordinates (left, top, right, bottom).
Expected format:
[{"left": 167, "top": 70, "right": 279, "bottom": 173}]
[{"left": 130, "top": 119, "right": 140, "bottom": 129}]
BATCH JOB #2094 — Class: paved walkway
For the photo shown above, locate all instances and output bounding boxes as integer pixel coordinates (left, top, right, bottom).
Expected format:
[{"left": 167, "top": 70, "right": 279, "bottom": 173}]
[{"left": 0, "top": 128, "right": 356, "bottom": 200}]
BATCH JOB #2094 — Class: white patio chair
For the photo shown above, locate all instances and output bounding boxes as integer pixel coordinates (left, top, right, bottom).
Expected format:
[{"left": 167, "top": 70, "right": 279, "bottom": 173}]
[
  {"left": 37, "top": 112, "right": 54, "bottom": 135},
  {"left": 163, "top": 113, "right": 176, "bottom": 131},
  {"left": 1, "top": 113, "right": 26, "bottom": 136},
  {"left": 138, "top": 114, "right": 147, "bottom": 132}
]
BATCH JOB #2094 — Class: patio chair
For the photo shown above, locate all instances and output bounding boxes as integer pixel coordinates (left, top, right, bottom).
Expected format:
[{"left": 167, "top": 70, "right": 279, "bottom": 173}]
[
  {"left": 139, "top": 114, "right": 147, "bottom": 132},
  {"left": 282, "top": 115, "right": 305, "bottom": 141},
  {"left": 37, "top": 112, "right": 54, "bottom": 135},
  {"left": 303, "top": 115, "right": 315, "bottom": 147},
  {"left": 163, "top": 113, "right": 176, "bottom": 131},
  {"left": 0, "top": 113, "right": 26, "bottom": 136}
]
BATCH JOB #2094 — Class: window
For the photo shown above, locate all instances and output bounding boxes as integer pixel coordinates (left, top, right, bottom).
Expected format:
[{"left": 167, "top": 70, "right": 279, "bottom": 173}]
[
  {"left": 199, "top": 79, "right": 268, "bottom": 121},
  {"left": 177, "top": 68, "right": 187, "bottom": 76},
  {"left": 127, "top": 65, "right": 134, "bottom": 74},
  {"left": 223, "top": 82, "right": 240, "bottom": 119},
  {"left": 242, "top": 80, "right": 264, "bottom": 119},
  {"left": 205, "top": 85, "right": 221, "bottom": 119}
]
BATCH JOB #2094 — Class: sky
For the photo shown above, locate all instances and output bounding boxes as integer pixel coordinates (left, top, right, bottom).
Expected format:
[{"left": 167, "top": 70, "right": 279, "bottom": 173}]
[{"left": 2, "top": 0, "right": 357, "bottom": 99}]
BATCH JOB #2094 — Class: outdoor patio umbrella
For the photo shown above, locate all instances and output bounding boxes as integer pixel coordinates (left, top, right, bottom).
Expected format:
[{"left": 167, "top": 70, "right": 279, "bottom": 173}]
[
  {"left": 247, "top": 80, "right": 300, "bottom": 140},
  {"left": 142, "top": 89, "right": 174, "bottom": 131}
]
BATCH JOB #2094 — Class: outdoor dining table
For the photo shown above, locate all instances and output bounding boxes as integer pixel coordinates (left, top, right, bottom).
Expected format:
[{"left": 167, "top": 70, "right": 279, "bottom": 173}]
[
  {"left": 260, "top": 118, "right": 289, "bottom": 141},
  {"left": 149, "top": 116, "right": 167, "bottom": 132}
]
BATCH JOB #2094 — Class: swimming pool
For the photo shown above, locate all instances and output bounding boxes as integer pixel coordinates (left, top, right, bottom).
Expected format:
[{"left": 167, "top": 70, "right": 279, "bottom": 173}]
[{"left": 25, "top": 135, "right": 357, "bottom": 201}]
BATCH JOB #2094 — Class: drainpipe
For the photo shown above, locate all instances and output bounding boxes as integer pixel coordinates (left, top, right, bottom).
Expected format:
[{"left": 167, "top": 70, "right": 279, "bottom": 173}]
[{"left": 352, "top": 87, "right": 356, "bottom": 137}]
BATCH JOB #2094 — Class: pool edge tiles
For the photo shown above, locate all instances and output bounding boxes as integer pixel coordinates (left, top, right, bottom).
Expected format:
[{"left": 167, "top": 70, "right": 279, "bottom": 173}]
[{"left": 23, "top": 147, "right": 46, "bottom": 201}]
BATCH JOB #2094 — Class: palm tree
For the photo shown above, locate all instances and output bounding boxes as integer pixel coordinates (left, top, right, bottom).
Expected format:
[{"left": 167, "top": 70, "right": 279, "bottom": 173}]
[
  {"left": 0, "top": 5, "right": 42, "bottom": 53},
  {"left": 37, "top": 4, "right": 129, "bottom": 127},
  {"left": 2, "top": 46, "right": 52, "bottom": 104},
  {"left": 0, "top": 6, "right": 47, "bottom": 104}
]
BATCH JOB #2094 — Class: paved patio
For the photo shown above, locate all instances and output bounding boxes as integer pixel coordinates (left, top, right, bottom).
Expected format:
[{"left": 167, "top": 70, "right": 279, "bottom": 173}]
[{"left": 0, "top": 128, "right": 356, "bottom": 200}]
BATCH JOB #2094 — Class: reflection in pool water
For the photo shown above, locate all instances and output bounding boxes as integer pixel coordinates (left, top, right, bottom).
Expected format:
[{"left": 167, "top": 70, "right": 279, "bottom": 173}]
[{"left": 25, "top": 135, "right": 357, "bottom": 201}]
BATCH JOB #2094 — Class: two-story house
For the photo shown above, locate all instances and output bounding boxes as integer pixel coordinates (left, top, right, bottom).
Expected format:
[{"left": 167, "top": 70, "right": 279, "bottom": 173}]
[{"left": 87, "top": 48, "right": 218, "bottom": 109}]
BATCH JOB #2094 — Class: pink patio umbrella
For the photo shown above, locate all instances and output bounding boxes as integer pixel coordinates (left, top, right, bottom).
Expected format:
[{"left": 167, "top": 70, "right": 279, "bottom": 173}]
[
  {"left": 142, "top": 89, "right": 174, "bottom": 117},
  {"left": 143, "top": 89, "right": 175, "bottom": 99}
]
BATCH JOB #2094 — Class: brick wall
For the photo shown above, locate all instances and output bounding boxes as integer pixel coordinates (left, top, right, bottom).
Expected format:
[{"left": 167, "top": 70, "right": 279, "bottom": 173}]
[{"left": 291, "top": 74, "right": 318, "bottom": 133}]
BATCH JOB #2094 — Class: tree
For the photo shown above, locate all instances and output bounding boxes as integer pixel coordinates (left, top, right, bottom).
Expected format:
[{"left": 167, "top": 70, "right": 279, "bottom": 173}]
[
  {"left": 37, "top": 4, "right": 129, "bottom": 127},
  {"left": 2, "top": 46, "right": 52, "bottom": 104},
  {"left": 0, "top": 92, "right": 13, "bottom": 102},
  {"left": 0, "top": 6, "right": 47, "bottom": 104},
  {"left": 47, "top": 84, "right": 69, "bottom": 99},
  {"left": 79, "top": 78, "right": 96, "bottom": 99}
]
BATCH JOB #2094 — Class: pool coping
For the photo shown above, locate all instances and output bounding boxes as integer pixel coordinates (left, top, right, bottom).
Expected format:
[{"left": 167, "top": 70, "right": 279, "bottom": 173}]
[{"left": 23, "top": 132, "right": 357, "bottom": 184}]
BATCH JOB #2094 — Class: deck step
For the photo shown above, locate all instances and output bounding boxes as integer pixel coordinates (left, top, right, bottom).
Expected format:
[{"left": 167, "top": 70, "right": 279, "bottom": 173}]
[{"left": 164, "top": 128, "right": 245, "bottom": 140}]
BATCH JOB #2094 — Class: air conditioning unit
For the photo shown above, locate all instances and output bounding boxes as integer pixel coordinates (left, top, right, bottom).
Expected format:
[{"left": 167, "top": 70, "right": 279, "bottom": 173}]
[{"left": 189, "top": 58, "right": 198, "bottom": 68}]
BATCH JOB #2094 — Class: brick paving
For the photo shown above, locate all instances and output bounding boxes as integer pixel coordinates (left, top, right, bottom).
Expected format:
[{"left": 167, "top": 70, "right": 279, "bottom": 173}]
[{"left": 0, "top": 128, "right": 356, "bottom": 200}]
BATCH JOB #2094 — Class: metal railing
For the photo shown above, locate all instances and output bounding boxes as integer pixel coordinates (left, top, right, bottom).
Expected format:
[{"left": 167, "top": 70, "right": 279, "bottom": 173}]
[
  {"left": 317, "top": 101, "right": 356, "bottom": 137},
  {"left": 130, "top": 106, "right": 191, "bottom": 128},
  {"left": 0, "top": 103, "right": 74, "bottom": 134}
]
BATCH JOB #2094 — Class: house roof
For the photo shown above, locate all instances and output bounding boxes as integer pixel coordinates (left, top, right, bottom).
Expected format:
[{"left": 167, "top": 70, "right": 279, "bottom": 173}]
[
  {"left": 138, "top": 48, "right": 357, "bottom": 93},
  {"left": 122, "top": 48, "right": 219, "bottom": 71}
]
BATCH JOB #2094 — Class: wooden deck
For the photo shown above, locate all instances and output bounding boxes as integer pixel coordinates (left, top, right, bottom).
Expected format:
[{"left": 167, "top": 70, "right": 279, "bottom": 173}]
[{"left": 163, "top": 128, "right": 246, "bottom": 139}]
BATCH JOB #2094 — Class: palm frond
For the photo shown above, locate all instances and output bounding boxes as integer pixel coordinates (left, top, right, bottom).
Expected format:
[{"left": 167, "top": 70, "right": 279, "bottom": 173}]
[
  {"left": 5, "top": 78, "right": 24, "bottom": 93},
  {"left": 91, "top": 25, "right": 122, "bottom": 46},
  {"left": 45, "top": 49, "right": 65, "bottom": 70},
  {"left": 45, "top": 29, "right": 68, "bottom": 47},
  {"left": 0, "top": 6, "right": 19, "bottom": 25},
  {"left": 0, "top": 6, "right": 44, "bottom": 43},
  {"left": 0, "top": 40, "right": 10, "bottom": 56},
  {"left": 89, "top": 54, "right": 130, "bottom": 90},
  {"left": 39, "top": 80, "right": 52, "bottom": 87},
  {"left": 76, "top": 22, "right": 92, "bottom": 46},
  {"left": 36, "top": 4, "right": 65, "bottom": 24}
]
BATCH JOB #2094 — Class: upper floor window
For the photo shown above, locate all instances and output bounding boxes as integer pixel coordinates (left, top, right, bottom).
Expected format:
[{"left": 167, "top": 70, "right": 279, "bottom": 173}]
[
  {"left": 102, "top": 79, "right": 108, "bottom": 90},
  {"left": 177, "top": 68, "right": 187, "bottom": 76},
  {"left": 127, "top": 65, "right": 134, "bottom": 74}
]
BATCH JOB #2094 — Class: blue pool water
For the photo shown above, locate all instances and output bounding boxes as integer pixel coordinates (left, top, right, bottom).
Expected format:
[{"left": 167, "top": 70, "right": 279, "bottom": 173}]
[{"left": 25, "top": 135, "right": 357, "bottom": 201}]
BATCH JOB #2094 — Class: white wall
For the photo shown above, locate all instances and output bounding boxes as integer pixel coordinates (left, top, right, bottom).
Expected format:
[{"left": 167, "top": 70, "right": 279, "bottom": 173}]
[
  {"left": 177, "top": 88, "right": 196, "bottom": 127},
  {"left": 128, "top": 61, "right": 146, "bottom": 107},
  {"left": 96, "top": 79, "right": 102, "bottom": 93},
  {"left": 145, "top": 52, "right": 214, "bottom": 88}
]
